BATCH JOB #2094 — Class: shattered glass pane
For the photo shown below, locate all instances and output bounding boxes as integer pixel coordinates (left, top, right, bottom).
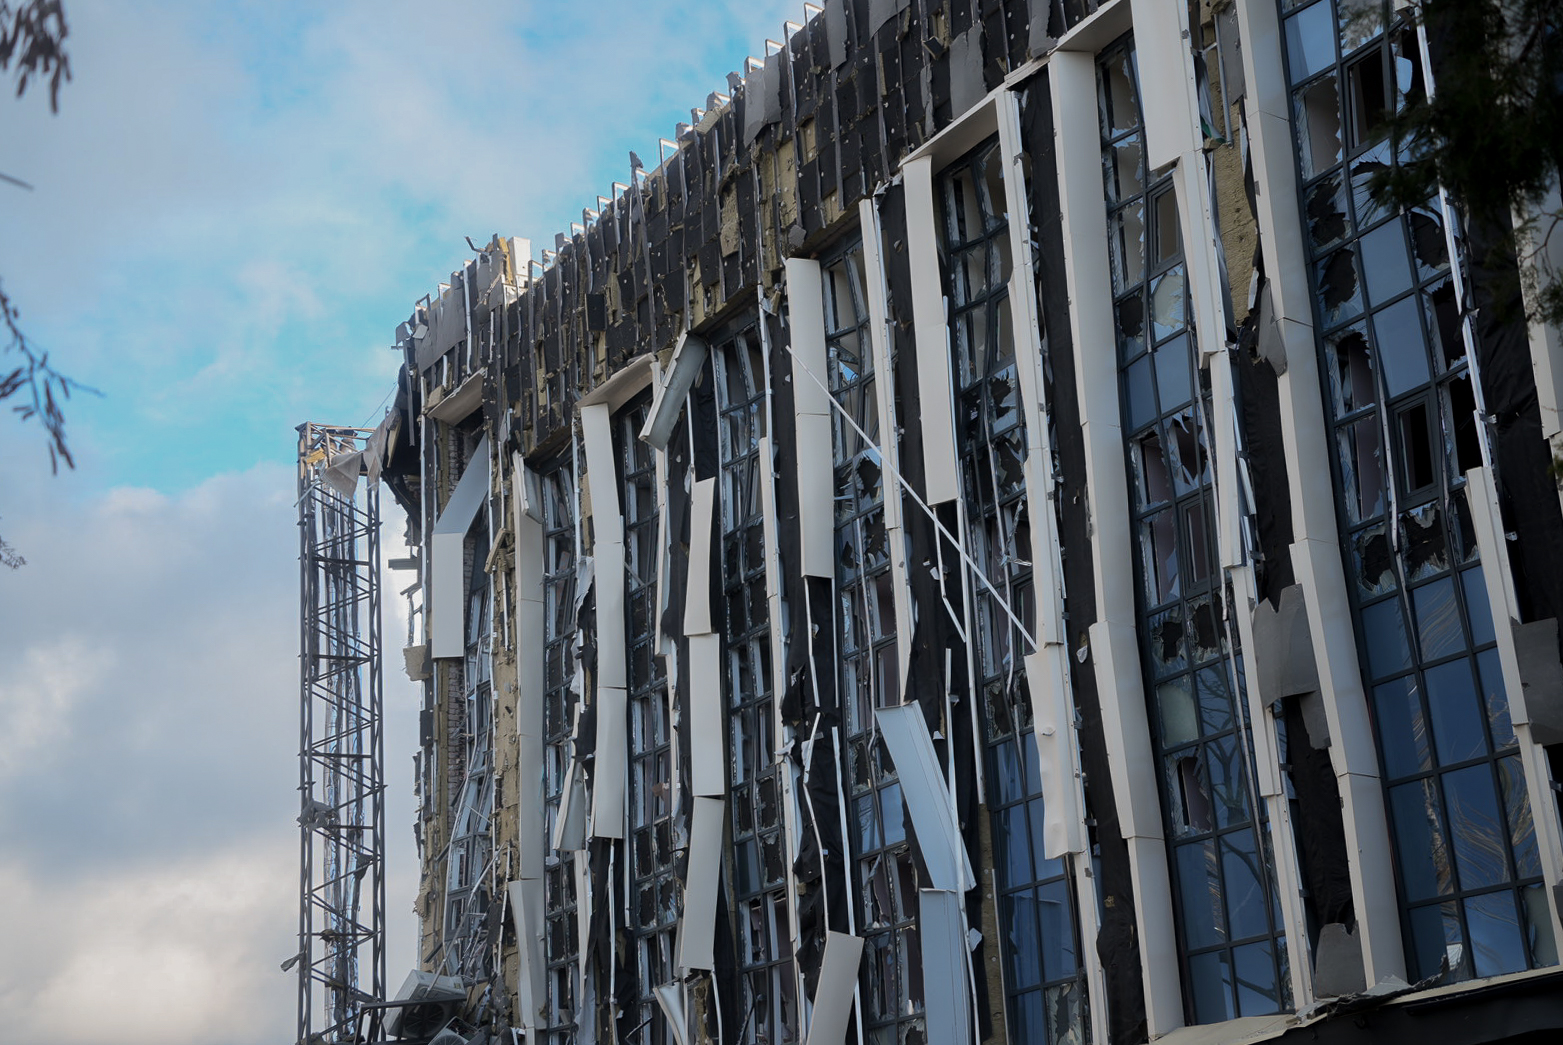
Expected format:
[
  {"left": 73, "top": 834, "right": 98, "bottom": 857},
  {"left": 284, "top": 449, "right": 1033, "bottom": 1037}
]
[
  {"left": 1307, "top": 172, "right": 1353, "bottom": 251},
  {"left": 1408, "top": 901, "right": 1464, "bottom": 980},
  {"left": 1393, "top": 25, "right": 1426, "bottom": 109},
  {"left": 1466, "top": 891, "right": 1527, "bottom": 977},
  {"left": 1111, "top": 201, "right": 1147, "bottom": 293},
  {"left": 1338, "top": 415, "right": 1387, "bottom": 524},
  {"left": 1296, "top": 74, "right": 1343, "bottom": 179},
  {"left": 1142, "top": 508, "right": 1180, "bottom": 604},
  {"left": 1391, "top": 778, "right": 1455, "bottom": 901},
  {"left": 1409, "top": 203, "right": 1449, "bottom": 278},
  {"left": 993, "top": 236, "right": 1013, "bottom": 291},
  {"left": 1151, "top": 189, "right": 1181, "bottom": 266},
  {"left": 1400, "top": 502, "right": 1446, "bottom": 583},
  {"left": 1100, "top": 51, "right": 1140, "bottom": 136},
  {"left": 1328, "top": 324, "right": 1375, "bottom": 414},
  {"left": 1412, "top": 577, "right": 1466, "bottom": 661},
  {"left": 981, "top": 146, "right": 1008, "bottom": 229},
  {"left": 1118, "top": 295, "right": 1147, "bottom": 361},
  {"left": 1150, "top": 265, "right": 1187, "bottom": 340},
  {"left": 856, "top": 793, "right": 881, "bottom": 852},
  {"left": 1045, "top": 981, "right": 1084, "bottom": 1045},
  {"left": 962, "top": 247, "right": 988, "bottom": 303},
  {"left": 1448, "top": 376, "right": 1482, "bottom": 474},
  {"left": 1135, "top": 428, "right": 1173, "bottom": 506},
  {"left": 1317, "top": 246, "right": 1364, "bottom": 327},
  {"left": 1450, "top": 487, "right": 1480, "bottom": 563},
  {"left": 1345, "top": 50, "right": 1391, "bottom": 149},
  {"left": 1150, "top": 606, "right": 1188, "bottom": 677},
  {"left": 1176, "top": 755, "right": 1217, "bottom": 835},
  {"left": 994, "top": 428, "right": 1027, "bottom": 495},
  {"left": 1183, "top": 500, "right": 1213, "bottom": 585},
  {"left": 943, "top": 162, "right": 983, "bottom": 246},
  {"left": 1169, "top": 412, "right": 1208, "bottom": 494},
  {"left": 1104, "top": 134, "right": 1145, "bottom": 203},
  {"left": 1397, "top": 400, "right": 1435, "bottom": 493},
  {"left": 1350, "top": 142, "right": 1394, "bottom": 227},
  {"left": 990, "top": 367, "right": 1020, "bottom": 432}
]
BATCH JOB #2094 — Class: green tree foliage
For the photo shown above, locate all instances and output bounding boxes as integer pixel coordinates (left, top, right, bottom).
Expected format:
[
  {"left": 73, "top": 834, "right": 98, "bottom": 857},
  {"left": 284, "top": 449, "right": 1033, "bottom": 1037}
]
[{"left": 1374, "top": 0, "right": 1563, "bottom": 322}]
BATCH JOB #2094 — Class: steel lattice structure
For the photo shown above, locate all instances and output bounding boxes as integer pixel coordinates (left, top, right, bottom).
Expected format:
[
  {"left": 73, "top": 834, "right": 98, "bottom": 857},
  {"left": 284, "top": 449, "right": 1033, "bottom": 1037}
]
[{"left": 297, "top": 423, "right": 386, "bottom": 1045}]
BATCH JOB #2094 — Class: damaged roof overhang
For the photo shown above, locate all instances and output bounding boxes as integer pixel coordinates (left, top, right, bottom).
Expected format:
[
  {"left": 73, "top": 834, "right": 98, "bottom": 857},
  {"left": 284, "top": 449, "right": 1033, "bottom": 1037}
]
[{"left": 1152, "top": 968, "right": 1563, "bottom": 1045}]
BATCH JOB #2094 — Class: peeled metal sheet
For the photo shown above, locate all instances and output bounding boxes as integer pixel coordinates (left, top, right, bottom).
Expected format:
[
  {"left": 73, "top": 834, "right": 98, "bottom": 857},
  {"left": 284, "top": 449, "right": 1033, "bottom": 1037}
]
[
  {"left": 919, "top": 888, "right": 973, "bottom": 1045},
  {"left": 582, "top": 403, "right": 627, "bottom": 689},
  {"left": 1024, "top": 651, "right": 1087, "bottom": 858},
  {"left": 803, "top": 932, "right": 864, "bottom": 1045},
  {"left": 684, "top": 478, "right": 717, "bottom": 636},
  {"left": 874, "top": 703, "right": 975, "bottom": 892},
  {"left": 1129, "top": 0, "right": 1201, "bottom": 169},
  {"left": 590, "top": 685, "right": 627, "bottom": 839},
  {"left": 784, "top": 257, "right": 835, "bottom": 580},
  {"left": 689, "top": 634, "right": 725, "bottom": 796},
  {"left": 429, "top": 438, "right": 489, "bottom": 659},
  {"left": 676, "top": 796, "right": 724, "bottom": 971},
  {"left": 902, "top": 157, "right": 960, "bottom": 505},
  {"left": 506, "top": 879, "right": 545, "bottom": 1034}
]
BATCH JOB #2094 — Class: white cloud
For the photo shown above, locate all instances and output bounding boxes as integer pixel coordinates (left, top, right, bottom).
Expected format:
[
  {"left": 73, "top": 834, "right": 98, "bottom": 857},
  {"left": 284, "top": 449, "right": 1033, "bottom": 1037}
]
[
  {"left": 0, "top": 841, "right": 295, "bottom": 1044},
  {"left": 0, "top": 638, "right": 113, "bottom": 776},
  {"left": 0, "top": 456, "right": 421, "bottom": 1042}
]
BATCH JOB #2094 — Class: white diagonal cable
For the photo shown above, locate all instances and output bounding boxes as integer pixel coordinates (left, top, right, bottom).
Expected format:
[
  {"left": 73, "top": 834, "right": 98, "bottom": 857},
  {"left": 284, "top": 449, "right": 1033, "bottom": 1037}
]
[{"left": 780, "top": 337, "right": 1039, "bottom": 653}]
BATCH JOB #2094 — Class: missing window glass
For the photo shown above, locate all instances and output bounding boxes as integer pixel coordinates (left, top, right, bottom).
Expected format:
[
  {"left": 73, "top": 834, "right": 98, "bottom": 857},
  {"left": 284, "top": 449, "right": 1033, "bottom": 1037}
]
[{"left": 1397, "top": 400, "right": 1436, "bottom": 494}]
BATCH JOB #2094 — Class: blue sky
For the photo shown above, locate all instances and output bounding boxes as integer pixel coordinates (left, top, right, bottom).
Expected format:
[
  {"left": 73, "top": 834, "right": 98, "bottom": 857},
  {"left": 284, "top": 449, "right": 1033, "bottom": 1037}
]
[
  {"left": 4, "top": 0, "right": 801, "bottom": 491},
  {"left": 0, "top": 2, "right": 799, "bottom": 1041}
]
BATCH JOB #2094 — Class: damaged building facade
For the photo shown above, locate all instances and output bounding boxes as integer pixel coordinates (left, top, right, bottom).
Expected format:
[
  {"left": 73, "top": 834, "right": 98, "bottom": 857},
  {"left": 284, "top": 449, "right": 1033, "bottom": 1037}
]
[{"left": 364, "top": 1, "right": 1563, "bottom": 1042}]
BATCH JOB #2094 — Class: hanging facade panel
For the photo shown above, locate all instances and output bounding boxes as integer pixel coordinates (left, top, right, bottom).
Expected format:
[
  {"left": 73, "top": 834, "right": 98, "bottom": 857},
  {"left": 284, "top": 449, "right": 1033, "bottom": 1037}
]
[{"left": 355, "top": 3, "right": 1563, "bottom": 1044}]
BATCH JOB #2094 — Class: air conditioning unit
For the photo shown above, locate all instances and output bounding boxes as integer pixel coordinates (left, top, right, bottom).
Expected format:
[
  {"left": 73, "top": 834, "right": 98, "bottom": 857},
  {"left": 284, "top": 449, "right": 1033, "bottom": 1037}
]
[
  {"left": 386, "top": 969, "right": 466, "bottom": 1039},
  {"left": 427, "top": 1016, "right": 477, "bottom": 1045}
]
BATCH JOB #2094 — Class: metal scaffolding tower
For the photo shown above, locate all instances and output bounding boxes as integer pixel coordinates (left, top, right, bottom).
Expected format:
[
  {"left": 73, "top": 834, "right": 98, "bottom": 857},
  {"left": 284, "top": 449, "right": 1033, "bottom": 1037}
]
[{"left": 297, "top": 423, "right": 386, "bottom": 1045}]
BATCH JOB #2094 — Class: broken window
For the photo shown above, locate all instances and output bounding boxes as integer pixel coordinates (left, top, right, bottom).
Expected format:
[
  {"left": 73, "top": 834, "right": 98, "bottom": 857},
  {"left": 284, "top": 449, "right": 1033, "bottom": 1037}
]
[
  {"left": 618, "top": 393, "right": 677, "bottom": 1044},
  {"left": 1101, "top": 34, "right": 1290, "bottom": 1023},
  {"left": 539, "top": 450, "right": 581, "bottom": 1044},
  {"left": 443, "top": 434, "right": 497, "bottom": 984},
  {"left": 824, "top": 239, "right": 923, "bottom": 1039},
  {"left": 1279, "top": 0, "right": 1555, "bottom": 982},
  {"left": 713, "top": 320, "right": 796, "bottom": 1045},
  {"left": 939, "top": 138, "right": 1086, "bottom": 1045}
]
